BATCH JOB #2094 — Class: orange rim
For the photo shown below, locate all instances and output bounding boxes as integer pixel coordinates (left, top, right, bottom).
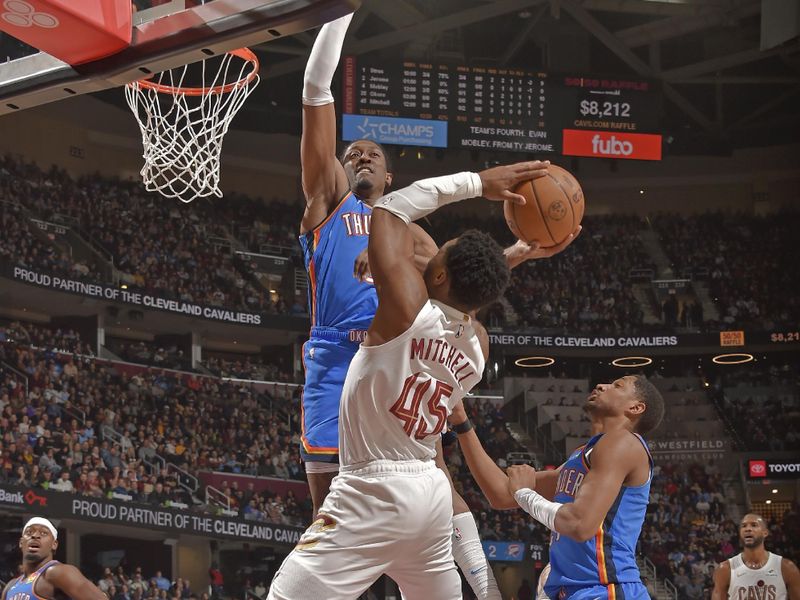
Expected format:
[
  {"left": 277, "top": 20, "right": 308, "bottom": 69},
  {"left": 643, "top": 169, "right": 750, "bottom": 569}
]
[{"left": 131, "top": 48, "right": 259, "bottom": 96}]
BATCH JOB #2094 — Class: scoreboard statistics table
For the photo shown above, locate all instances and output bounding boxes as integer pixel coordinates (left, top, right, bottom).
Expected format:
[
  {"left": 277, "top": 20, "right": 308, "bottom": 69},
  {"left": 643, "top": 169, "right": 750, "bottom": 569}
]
[{"left": 342, "top": 57, "right": 663, "bottom": 161}]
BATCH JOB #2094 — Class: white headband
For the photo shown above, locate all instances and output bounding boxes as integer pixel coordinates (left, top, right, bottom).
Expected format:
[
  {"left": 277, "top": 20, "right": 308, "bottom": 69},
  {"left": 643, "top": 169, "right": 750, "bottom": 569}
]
[{"left": 23, "top": 517, "right": 58, "bottom": 540}]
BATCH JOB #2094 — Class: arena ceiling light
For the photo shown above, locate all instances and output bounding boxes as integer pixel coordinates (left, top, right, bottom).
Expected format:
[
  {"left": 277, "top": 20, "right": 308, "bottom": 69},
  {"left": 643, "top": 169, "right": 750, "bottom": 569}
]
[
  {"left": 611, "top": 356, "right": 653, "bottom": 368},
  {"left": 514, "top": 356, "right": 556, "bottom": 368},
  {"left": 712, "top": 353, "right": 754, "bottom": 365}
]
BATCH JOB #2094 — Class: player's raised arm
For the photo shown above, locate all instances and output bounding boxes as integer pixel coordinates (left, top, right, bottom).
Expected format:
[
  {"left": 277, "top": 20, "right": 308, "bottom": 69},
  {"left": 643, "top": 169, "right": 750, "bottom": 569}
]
[
  {"left": 508, "top": 429, "right": 647, "bottom": 542},
  {"left": 367, "top": 162, "right": 549, "bottom": 344},
  {"left": 448, "top": 400, "right": 561, "bottom": 509},
  {"left": 300, "top": 14, "right": 353, "bottom": 230},
  {"left": 711, "top": 561, "right": 732, "bottom": 600}
]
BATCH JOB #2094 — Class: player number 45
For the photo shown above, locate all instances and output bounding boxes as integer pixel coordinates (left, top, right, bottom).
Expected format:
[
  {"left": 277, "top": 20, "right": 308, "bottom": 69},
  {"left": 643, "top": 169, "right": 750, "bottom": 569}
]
[{"left": 389, "top": 373, "right": 454, "bottom": 440}]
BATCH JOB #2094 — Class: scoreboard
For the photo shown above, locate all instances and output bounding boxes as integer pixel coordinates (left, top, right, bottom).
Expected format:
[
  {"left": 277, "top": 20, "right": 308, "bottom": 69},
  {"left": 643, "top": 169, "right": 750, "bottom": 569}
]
[{"left": 342, "top": 57, "right": 663, "bottom": 160}]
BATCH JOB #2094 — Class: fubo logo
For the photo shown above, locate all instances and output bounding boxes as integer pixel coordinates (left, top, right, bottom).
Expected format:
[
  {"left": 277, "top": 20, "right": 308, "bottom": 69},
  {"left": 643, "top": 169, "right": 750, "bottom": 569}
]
[
  {"left": 591, "top": 134, "right": 632, "bottom": 156},
  {"left": 562, "top": 129, "right": 662, "bottom": 161}
]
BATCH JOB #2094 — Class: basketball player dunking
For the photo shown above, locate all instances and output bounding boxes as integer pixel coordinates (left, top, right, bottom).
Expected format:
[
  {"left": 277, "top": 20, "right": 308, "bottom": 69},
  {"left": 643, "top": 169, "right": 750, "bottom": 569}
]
[
  {"left": 268, "top": 161, "right": 556, "bottom": 598},
  {"left": 712, "top": 513, "right": 800, "bottom": 600},
  {"left": 1, "top": 518, "right": 106, "bottom": 600},
  {"left": 298, "top": 13, "right": 577, "bottom": 599},
  {"left": 449, "top": 375, "right": 666, "bottom": 600}
]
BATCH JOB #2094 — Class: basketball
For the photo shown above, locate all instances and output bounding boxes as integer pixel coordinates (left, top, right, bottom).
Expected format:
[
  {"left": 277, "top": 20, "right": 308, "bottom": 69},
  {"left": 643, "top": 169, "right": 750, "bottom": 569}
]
[{"left": 504, "top": 164, "right": 585, "bottom": 247}]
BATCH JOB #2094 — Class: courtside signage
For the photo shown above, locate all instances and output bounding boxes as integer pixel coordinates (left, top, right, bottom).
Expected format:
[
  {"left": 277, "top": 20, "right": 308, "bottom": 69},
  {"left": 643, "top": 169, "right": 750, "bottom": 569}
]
[
  {"left": 562, "top": 129, "right": 662, "bottom": 160},
  {"left": 0, "top": 484, "right": 303, "bottom": 544},
  {"left": 650, "top": 439, "right": 728, "bottom": 462},
  {"left": 482, "top": 541, "right": 525, "bottom": 562},
  {"left": 748, "top": 460, "right": 800, "bottom": 480},
  {"left": 342, "top": 114, "right": 448, "bottom": 147}
]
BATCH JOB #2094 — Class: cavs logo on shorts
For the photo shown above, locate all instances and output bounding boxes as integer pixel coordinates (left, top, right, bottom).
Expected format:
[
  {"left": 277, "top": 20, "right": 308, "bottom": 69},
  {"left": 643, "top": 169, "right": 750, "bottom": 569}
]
[{"left": 295, "top": 514, "right": 336, "bottom": 551}]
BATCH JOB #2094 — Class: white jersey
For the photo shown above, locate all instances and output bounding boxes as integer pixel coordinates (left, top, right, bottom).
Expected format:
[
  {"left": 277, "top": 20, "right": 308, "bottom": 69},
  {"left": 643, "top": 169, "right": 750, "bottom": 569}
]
[
  {"left": 728, "top": 553, "right": 786, "bottom": 600},
  {"left": 338, "top": 299, "right": 485, "bottom": 466}
]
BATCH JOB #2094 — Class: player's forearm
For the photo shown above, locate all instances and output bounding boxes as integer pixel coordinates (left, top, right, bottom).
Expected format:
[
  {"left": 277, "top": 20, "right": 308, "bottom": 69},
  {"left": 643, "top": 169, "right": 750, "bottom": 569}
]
[
  {"left": 302, "top": 14, "right": 353, "bottom": 106},
  {"left": 516, "top": 492, "right": 598, "bottom": 542},
  {"left": 456, "top": 429, "right": 517, "bottom": 510},
  {"left": 552, "top": 503, "right": 599, "bottom": 542},
  {"left": 710, "top": 586, "right": 727, "bottom": 600},
  {"left": 504, "top": 244, "right": 525, "bottom": 270},
  {"left": 376, "top": 172, "right": 483, "bottom": 224}
]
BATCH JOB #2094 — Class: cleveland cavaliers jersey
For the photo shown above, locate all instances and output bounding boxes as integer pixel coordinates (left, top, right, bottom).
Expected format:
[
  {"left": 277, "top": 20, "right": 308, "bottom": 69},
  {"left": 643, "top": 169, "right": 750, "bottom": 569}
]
[
  {"left": 728, "top": 553, "right": 786, "bottom": 600},
  {"left": 338, "top": 300, "right": 485, "bottom": 466},
  {"left": 547, "top": 433, "right": 652, "bottom": 591},
  {"left": 299, "top": 192, "right": 377, "bottom": 331}
]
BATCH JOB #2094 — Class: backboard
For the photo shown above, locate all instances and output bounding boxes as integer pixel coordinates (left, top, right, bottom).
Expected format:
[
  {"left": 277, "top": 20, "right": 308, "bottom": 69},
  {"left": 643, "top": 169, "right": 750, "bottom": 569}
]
[{"left": 0, "top": 0, "right": 359, "bottom": 116}]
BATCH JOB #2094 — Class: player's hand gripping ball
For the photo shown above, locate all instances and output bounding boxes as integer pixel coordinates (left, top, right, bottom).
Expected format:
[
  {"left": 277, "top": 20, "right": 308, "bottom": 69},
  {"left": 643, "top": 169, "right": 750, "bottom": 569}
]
[{"left": 505, "top": 164, "right": 584, "bottom": 248}]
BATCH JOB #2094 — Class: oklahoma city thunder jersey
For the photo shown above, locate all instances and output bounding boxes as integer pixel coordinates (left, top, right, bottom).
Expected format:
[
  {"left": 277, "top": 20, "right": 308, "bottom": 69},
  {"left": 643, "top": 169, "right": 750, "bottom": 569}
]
[
  {"left": 547, "top": 433, "right": 652, "bottom": 593},
  {"left": 299, "top": 192, "right": 376, "bottom": 331},
  {"left": 6, "top": 560, "right": 64, "bottom": 600}
]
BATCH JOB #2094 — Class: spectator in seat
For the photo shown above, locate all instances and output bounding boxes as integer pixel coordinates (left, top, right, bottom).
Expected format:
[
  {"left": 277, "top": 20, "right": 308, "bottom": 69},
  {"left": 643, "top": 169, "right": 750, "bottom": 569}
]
[{"left": 151, "top": 571, "right": 171, "bottom": 592}]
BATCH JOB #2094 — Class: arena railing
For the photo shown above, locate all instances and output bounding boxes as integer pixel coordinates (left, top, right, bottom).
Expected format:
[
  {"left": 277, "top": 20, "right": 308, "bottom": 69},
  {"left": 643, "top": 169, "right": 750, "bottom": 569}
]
[
  {"left": 61, "top": 403, "right": 86, "bottom": 427},
  {"left": 167, "top": 462, "right": 199, "bottom": 493},
  {"left": 0, "top": 357, "right": 28, "bottom": 398},
  {"left": 100, "top": 423, "right": 125, "bottom": 449},
  {"left": 206, "top": 484, "right": 236, "bottom": 516},
  {"left": 142, "top": 452, "right": 167, "bottom": 475},
  {"left": 663, "top": 576, "right": 678, "bottom": 600}
]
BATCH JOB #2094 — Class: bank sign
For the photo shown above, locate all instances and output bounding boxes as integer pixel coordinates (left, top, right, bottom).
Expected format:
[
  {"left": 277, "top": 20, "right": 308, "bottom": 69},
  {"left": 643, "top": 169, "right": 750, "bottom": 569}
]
[{"left": 0, "top": 484, "right": 303, "bottom": 545}]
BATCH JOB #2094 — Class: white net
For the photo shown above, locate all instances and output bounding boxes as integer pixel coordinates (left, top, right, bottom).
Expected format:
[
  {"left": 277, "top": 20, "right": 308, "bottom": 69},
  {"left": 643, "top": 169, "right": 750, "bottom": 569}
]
[{"left": 125, "top": 49, "right": 259, "bottom": 203}]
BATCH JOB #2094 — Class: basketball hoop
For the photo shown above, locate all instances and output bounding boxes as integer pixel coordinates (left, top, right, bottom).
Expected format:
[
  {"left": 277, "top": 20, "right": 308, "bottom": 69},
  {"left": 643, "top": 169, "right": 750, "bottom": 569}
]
[{"left": 125, "top": 48, "right": 260, "bottom": 203}]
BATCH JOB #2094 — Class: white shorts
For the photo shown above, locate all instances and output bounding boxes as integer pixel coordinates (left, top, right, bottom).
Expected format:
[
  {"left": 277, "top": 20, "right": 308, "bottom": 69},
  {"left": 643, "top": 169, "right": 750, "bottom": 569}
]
[{"left": 267, "top": 459, "right": 460, "bottom": 600}]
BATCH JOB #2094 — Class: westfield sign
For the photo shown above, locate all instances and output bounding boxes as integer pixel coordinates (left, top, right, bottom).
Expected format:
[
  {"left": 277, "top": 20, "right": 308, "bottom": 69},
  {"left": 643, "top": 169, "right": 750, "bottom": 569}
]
[{"left": 562, "top": 129, "right": 662, "bottom": 161}]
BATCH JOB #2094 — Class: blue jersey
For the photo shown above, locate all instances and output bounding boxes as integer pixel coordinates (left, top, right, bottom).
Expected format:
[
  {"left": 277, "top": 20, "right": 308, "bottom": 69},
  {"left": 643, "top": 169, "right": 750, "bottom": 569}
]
[
  {"left": 6, "top": 560, "right": 63, "bottom": 600},
  {"left": 299, "top": 192, "right": 377, "bottom": 332},
  {"left": 547, "top": 433, "right": 652, "bottom": 594}
]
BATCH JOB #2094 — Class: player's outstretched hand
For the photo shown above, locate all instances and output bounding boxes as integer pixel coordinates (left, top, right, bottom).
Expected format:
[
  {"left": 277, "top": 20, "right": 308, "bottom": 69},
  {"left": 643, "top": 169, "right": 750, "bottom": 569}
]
[
  {"left": 504, "top": 226, "right": 583, "bottom": 269},
  {"left": 478, "top": 161, "right": 549, "bottom": 204},
  {"left": 507, "top": 464, "right": 538, "bottom": 495},
  {"left": 353, "top": 248, "right": 371, "bottom": 282}
]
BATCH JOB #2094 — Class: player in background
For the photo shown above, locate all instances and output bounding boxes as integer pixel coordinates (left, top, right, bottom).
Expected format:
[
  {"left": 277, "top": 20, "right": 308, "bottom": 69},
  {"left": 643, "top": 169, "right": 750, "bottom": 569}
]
[
  {"left": 299, "top": 13, "right": 576, "bottom": 599},
  {"left": 1, "top": 517, "right": 107, "bottom": 600},
  {"left": 712, "top": 513, "right": 800, "bottom": 600},
  {"left": 269, "top": 161, "right": 561, "bottom": 599},
  {"left": 449, "top": 375, "right": 665, "bottom": 600}
]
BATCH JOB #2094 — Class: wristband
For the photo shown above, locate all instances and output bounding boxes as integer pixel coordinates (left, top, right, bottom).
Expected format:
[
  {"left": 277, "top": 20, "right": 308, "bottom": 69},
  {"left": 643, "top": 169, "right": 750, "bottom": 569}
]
[
  {"left": 452, "top": 419, "right": 473, "bottom": 434},
  {"left": 302, "top": 14, "right": 353, "bottom": 106},
  {"left": 513, "top": 488, "right": 561, "bottom": 531},
  {"left": 375, "top": 172, "right": 483, "bottom": 224}
]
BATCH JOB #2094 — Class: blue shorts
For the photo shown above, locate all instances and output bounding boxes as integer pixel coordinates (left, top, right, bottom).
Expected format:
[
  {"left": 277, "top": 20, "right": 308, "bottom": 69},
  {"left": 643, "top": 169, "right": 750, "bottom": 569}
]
[
  {"left": 547, "top": 583, "right": 649, "bottom": 600},
  {"left": 300, "top": 327, "right": 365, "bottom": 463}
]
